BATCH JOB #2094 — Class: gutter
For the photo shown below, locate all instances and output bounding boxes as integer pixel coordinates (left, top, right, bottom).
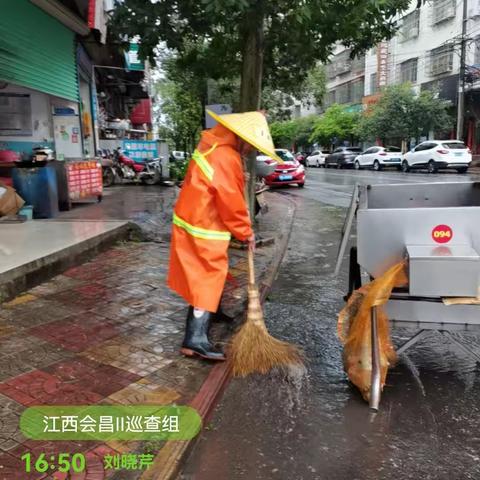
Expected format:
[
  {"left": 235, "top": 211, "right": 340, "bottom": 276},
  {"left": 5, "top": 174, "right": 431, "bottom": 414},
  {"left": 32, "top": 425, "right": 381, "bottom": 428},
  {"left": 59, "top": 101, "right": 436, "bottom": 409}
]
[{"left": 30, "top": 0, "right": 90, "bottom": 36}]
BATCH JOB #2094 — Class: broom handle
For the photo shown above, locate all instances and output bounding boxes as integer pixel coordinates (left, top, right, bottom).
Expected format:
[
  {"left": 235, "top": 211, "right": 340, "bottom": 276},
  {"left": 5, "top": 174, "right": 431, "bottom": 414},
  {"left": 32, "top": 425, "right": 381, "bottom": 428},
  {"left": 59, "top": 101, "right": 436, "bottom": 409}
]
[
  {"left": 248, "top": 247, "right": 255, "bottom": 286},
  {"left": 245, "top": 166, "right": 256, "bottom": 287}
]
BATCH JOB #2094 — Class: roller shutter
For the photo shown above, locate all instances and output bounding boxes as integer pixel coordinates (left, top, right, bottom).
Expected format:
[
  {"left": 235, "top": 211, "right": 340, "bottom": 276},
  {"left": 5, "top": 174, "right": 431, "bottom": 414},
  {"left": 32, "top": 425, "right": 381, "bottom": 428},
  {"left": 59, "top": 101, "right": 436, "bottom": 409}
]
[{"left": 0, "top": 0, "right": 78, "bottom": 102}]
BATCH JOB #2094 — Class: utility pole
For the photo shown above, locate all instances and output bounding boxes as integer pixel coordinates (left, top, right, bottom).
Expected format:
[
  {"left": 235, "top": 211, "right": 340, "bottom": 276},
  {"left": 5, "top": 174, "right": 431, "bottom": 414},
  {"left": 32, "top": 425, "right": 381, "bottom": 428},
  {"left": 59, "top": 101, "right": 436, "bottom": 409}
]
[{"left": 456, "top": 0, "right": 469, "bottom": 140}]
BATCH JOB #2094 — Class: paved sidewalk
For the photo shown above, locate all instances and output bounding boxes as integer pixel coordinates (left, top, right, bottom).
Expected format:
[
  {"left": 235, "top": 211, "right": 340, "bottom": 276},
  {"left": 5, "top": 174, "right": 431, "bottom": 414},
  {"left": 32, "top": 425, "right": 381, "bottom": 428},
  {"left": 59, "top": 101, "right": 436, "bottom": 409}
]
[{"left": 0, "top": 186, "right": 294, "bottom": 479}]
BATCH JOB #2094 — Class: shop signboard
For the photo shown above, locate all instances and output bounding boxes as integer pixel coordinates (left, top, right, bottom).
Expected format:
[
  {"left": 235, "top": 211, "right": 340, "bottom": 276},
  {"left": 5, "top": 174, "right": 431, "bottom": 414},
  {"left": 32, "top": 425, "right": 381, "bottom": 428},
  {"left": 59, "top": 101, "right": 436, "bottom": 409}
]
[
  {"left": 377, "top": 42, "right": 389, "bottom": 89},
  {"left": 344, "top": 104, "right": 363, "bottom": 113},
  {"left": 205, "top": 104, "right": 232, "bottom": 128},
  {"left": 125, "top": 43, "right": 144, "bottom": 71},
  {"left": 362, "top": 93, "right": 382, "bottom": 113},
  {"left": 66, "top": 161, "right": 102, "bottom": 201},
  {"left": 122, "top": 140, "right": 158, "bottom": 162}
]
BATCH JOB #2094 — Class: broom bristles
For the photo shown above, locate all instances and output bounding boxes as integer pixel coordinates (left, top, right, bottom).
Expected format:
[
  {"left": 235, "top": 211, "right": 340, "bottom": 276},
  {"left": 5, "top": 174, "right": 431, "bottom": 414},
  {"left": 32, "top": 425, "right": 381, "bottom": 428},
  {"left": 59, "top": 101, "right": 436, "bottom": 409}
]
[{"left": 229, "top": 283, "right": 303, "bottom": 377}]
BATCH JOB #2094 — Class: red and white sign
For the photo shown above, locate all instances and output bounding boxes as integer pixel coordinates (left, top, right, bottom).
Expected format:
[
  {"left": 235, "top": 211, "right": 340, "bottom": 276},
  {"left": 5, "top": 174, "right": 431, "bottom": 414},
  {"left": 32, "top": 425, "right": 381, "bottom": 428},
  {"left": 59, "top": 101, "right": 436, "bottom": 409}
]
[
  {"left": 377, "top": 42, "right": 389, "bottom": 89},
  {"left": 432, "top": 224, "right": 453, "bottom": 244},
  {"left": 88, "top": 0, "right": 107, "bottom": 43},
  {"left": 67, "top": 161, "right": 103, "bottom": 201}
]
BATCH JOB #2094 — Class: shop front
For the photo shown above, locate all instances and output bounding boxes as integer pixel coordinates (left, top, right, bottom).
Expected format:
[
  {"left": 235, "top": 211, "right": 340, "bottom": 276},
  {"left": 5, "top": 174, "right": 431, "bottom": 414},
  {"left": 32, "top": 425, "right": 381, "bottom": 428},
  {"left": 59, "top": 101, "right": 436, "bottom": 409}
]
[
  {"left": 0, "top": 0, "right": 102, "bottom": 216},
  {"left": 0, "top": 0, "right": 81, "bottom": 161}
]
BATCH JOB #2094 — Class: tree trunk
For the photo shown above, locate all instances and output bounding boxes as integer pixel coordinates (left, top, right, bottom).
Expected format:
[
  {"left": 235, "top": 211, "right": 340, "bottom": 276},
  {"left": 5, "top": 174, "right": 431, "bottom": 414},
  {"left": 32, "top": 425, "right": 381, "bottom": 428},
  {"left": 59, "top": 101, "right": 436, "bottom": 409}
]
[{"left": 239, "top": 3, "right": 265, "bottom": 218}]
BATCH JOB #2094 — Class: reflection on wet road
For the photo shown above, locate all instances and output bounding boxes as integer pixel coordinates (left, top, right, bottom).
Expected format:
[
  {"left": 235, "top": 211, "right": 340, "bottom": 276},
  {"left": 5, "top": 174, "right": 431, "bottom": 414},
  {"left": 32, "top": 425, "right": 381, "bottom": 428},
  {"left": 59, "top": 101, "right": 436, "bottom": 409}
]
[
  {"left": 287, "top": 168, "right": 480, "bottom": 207},
  {"left": 181, "top": 169, "right": 480, "bottom": 480}
]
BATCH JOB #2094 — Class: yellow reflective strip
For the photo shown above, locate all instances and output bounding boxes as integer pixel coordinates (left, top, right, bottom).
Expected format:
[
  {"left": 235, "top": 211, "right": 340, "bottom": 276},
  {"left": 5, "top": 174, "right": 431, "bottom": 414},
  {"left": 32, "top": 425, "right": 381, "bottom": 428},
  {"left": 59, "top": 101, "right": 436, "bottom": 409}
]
[
  {"left": 173, "top": 213, "right": 231, "bottom": 241},
  {"left": 202, "top": 143, "right": 218, "bottom": 157},
  {"left": 192, "top": 150, "right": 214, "bottom": 181}
]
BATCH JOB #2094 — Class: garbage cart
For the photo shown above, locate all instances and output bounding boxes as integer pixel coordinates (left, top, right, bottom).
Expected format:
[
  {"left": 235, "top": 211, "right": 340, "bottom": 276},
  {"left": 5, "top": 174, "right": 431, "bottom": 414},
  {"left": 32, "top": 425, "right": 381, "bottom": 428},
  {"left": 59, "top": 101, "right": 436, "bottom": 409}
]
[{"left": 337, "top": 181, "right": 480, "bottom": 410}]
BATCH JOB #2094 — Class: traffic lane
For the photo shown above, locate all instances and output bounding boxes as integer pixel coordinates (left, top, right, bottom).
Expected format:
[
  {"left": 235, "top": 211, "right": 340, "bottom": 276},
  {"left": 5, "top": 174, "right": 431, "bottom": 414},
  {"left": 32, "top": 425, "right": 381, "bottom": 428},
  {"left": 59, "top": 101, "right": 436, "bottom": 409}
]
[
  {"left": 281, "top": 168, "right": 480, "bottom": 207},
  {"left": 306, "top": 166, "right": 480, "bottom": 184},
  {"left": 182, "top": 195, "right": 480, "bottom": 480}
]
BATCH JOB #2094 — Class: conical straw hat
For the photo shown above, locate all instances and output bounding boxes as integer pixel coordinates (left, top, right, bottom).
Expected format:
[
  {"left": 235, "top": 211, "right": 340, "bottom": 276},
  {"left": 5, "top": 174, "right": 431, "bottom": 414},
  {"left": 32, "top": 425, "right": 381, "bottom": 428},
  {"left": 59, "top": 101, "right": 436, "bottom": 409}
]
[{"left": 207, "top": 110, "right": 283, "bottom": 163}]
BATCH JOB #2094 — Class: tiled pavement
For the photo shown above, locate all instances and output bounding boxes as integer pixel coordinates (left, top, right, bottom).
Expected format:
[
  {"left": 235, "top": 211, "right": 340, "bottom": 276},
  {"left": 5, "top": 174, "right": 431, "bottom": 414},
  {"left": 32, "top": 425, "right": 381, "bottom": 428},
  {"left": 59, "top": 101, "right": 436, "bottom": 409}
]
[{"left": 0, "top": 188, "right": 290, "bottom": 479}]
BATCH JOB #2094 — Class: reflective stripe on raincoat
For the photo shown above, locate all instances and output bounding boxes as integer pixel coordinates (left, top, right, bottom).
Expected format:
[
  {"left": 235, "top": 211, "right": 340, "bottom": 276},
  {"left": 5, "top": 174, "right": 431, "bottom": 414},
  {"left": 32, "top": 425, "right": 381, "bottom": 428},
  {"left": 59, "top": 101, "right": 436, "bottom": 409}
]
[{"left": 167, "top": 124, "right": 253, "bottom": 312}]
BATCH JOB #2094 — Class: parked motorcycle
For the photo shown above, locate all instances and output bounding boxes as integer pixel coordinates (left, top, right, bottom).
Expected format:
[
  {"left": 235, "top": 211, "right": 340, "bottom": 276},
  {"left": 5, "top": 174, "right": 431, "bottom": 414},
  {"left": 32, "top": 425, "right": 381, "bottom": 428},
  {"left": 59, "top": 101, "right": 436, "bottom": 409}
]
[
  {"left": 98, "top": 149, "right": 116, "bottom": 187},
  {"left": 103, "top": 148, "right": 162, "bottom": 186}
]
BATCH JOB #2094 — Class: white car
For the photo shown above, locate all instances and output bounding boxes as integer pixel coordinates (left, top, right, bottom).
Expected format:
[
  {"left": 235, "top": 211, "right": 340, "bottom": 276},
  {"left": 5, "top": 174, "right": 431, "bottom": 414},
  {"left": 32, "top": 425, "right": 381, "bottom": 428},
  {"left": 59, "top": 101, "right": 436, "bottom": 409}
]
[
  {"left": 354, "top": 146, "right": 403, "bottom": 171},
  {"left": 306, "top": 150, "right": 329, "bottom": 168},
  {"left": 402, "top": 140, "right": 472, "bottom": 173},
  {"left": 171, "top": 150, "right": 187, "bottom": 161}
]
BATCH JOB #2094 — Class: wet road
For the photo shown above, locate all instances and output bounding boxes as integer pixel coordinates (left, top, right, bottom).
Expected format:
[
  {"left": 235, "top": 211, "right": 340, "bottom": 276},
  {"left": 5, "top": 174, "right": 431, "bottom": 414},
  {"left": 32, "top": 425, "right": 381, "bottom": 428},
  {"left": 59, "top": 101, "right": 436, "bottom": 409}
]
[
  {"left": 287, "top": 167, "right": 480, "bottom": 207},
  {"left": 181, "top": 169, "right": 480, "bottom": 480}
]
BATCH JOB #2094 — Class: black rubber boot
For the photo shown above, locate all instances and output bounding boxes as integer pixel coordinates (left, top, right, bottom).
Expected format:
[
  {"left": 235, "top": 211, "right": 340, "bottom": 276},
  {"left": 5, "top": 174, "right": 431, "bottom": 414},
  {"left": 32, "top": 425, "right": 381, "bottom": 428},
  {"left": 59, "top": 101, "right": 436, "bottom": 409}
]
[{"left": 180, "top": 307, "right": 226, "bottom": 361}]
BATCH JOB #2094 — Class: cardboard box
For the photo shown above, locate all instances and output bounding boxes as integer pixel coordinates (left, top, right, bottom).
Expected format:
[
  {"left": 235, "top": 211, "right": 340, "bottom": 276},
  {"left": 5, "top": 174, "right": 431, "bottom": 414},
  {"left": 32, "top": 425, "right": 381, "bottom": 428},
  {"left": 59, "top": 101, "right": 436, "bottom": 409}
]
[{"left": 0, "top": 183, "right": 25, "bottom": 217}]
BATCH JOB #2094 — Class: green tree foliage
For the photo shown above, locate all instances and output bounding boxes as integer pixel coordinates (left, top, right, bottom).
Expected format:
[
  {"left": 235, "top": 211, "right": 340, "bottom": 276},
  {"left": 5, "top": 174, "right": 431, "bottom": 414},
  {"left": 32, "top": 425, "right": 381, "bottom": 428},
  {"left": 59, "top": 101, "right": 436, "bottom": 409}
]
[
  {"left": 271, "top": 115, "right": 317, "bottom": 150},
  {"left": 158, "top": 80, "right": 202, "bottom": 154},
  {"left": 305, "top": 65, "right": 327, "bottom": 108},
  {"left": 262, "top": 66, "right": 326, "bottom": 121},
  {"left": 262, "top": 87, "right": 297, "bottom": 122},
  {"left": 310, "top": 105, "right": 360, "bottom": 146},
  {"left": 270, "top": 120, "right": 297, "bottom": 147},
  {"left": 110, "top": 0, "right": 410, "bottom": 212},
  {"left": 357, "top": 84, "right": 453, "bottom": 143},
  {"left": 110, "top": 0, "right": 411, "bottom": 109},
  {"left": 155, "top": 54, "right": 205, "bottom": 152}
]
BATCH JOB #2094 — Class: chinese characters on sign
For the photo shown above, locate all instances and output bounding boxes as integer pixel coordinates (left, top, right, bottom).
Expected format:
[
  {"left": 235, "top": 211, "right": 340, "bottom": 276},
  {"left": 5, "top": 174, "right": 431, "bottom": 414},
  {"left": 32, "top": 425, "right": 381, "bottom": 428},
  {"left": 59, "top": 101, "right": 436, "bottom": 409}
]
[
  {"left": 122, "top": 140, "right": 158, "bottom": 161},
  {"left": 21, "top": 405, "right": 201, "bottom": 441},
  {"left": 43, "top": 414, "right": 180, "bottom": 434},
  {"left": 377, "top": 42, "right": 389, "bottom": 89},
  {"left": 66, "top": 161, "right": 103, "bottom": 200}
]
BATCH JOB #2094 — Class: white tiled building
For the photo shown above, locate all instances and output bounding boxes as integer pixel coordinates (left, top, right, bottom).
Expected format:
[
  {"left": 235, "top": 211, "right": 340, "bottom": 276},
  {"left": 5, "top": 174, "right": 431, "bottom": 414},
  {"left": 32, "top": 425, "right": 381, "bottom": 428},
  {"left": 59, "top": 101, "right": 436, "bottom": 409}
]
[
  {"left": 325, "top": 0, "right": 480, "bottom": 151},
  {"left": 325, "top": 45, "right": 365, "bottom": 112},
  {"left": 365, "top": 1, "right": 465, "bottom": 99}
]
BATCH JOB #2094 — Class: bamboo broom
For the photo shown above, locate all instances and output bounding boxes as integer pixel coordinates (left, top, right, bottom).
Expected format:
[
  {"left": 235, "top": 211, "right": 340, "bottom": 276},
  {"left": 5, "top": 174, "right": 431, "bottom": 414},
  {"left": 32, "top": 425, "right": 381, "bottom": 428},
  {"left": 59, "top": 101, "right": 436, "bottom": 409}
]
[{"left": 229, "top": 246, "right": 303, "bottom": 377}]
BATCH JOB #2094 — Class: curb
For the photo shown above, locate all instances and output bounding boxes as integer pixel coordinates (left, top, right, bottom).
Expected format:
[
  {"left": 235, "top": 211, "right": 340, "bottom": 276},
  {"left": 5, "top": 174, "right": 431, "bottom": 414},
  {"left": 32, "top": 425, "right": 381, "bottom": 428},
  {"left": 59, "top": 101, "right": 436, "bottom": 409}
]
[
  {"left": 0, "top": 221, "right": 135, "bottom": 302},
  {"left": 142, "top": 193, "right": 298, "bottom": 480}
]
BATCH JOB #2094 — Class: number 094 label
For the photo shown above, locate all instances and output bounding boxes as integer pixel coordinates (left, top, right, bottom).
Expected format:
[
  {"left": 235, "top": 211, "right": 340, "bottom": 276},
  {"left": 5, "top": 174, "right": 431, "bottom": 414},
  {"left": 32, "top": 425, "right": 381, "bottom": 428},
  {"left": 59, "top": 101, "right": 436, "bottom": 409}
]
[{"left": 432, "top": 224, "right": 453, "bottom": 244}]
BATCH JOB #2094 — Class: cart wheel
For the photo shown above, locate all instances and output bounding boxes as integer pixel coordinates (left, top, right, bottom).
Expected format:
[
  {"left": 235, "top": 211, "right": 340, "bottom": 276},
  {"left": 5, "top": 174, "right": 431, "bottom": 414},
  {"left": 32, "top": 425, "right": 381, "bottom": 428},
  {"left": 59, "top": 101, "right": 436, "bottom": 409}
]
[{"left": 97, "top": 195, "right": 103, "bottom": 203}]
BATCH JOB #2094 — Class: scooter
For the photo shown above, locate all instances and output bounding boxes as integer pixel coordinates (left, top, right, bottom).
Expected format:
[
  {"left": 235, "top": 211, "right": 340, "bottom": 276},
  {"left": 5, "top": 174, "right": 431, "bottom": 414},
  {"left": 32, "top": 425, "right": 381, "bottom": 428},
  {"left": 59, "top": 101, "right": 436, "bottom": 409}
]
[{"left": 111, "top": 148, "right": 162, "bottom": 185}]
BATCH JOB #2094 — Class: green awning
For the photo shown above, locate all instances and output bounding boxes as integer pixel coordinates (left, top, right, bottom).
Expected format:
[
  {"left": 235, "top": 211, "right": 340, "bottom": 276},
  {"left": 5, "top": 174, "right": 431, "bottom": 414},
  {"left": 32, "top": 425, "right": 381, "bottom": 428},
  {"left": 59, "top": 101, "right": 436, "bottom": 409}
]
[{"left": 0, "top": 0, "right": 79, "bottom": 102}]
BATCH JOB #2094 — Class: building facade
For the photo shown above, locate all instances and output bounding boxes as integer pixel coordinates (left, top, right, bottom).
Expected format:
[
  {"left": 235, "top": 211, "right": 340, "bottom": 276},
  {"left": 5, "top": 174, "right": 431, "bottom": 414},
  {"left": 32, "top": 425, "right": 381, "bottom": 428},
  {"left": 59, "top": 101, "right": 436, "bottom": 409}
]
[
  {"left": 0, "top": 0, "right": 154, "bottom": 163},
  {"left": 0, "top": 0, "right": 91, "bottom": 160},
  {"left": 324, "top": 0, "right": 480, "bottom": 151},
  {"left": 324, "top": 45, "right": 366, "bottom": 113},
  {"left": 364, "top": 0, "right": 480, "bottom": 150}
]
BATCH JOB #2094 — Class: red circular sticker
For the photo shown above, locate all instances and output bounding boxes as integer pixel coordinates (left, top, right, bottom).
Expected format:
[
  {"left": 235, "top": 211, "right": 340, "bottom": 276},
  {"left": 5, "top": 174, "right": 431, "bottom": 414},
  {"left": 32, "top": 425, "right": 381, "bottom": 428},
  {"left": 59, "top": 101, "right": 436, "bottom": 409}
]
[{"left": 432, "top": 224, "right": 453, "bottom": 244}]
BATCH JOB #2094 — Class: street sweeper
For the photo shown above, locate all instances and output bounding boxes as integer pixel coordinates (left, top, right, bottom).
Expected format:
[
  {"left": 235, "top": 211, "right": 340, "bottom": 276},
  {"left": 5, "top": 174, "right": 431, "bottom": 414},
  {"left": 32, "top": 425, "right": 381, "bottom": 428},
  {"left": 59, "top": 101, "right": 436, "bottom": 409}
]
[{"left": 167, "top": 110, "right": 282, "bottom": 361}]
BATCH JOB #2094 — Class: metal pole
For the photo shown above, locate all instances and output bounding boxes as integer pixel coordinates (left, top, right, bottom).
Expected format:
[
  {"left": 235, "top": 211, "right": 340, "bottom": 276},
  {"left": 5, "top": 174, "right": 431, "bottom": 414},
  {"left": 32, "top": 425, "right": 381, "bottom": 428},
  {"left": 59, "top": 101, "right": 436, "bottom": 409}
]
[
  {"left": 370, "top": 306, "right": 381, "bottom": 411},
  {"left": 456, "top": 0, "right": 469, "bottom": 140},
  {"left": 334, "top": 184, "right": 359, "bottom": 277}
]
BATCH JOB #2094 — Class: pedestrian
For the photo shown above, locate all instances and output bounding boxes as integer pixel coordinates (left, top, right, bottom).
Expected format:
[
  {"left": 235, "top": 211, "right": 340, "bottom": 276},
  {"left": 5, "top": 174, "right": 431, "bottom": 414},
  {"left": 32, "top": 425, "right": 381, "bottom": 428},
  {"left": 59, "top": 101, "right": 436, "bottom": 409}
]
[{"left": 167, "top": 110, "right": 281, "bottom": 361}]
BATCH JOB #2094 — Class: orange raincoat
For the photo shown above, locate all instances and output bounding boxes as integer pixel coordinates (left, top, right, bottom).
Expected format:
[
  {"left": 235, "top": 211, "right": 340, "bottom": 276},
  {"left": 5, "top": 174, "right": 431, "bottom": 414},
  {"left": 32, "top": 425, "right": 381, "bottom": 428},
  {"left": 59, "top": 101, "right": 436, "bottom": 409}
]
[{"left": 167, "top": 124, "right": 253, "bottom": 312}]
